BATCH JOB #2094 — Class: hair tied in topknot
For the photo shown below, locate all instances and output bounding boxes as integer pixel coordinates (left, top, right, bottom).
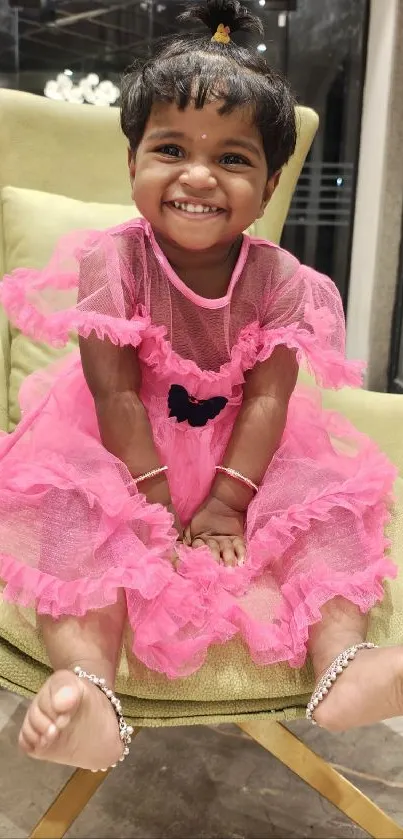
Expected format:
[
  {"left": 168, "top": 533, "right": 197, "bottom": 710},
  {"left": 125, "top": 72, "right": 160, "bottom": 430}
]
[
  {"left": 179, "top": 0, "right": 264, "bottom": 39},
  {"left": 211, "top": 23, "right": 231, "bottom": 44},
  {"left": 120, "top": 0, "right": 297, "bottom": 177}
]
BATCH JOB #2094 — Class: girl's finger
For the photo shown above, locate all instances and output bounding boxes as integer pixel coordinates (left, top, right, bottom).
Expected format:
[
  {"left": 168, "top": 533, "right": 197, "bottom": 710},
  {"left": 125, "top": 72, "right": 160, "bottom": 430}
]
[
  {"left": 183, "top": 526, "right": 192, "bottom": 546},
  {"left": 205, "top": 538, "right": 221, "bottom": 563},
  {"left": 233, "top": 537, "right": 246, "bottom": 565},
  {"left": 192, "top": 537, "right": 207, "bottom": 550},
  {"left": 219, "top": 538, "right": 237, "bottom": 567}
]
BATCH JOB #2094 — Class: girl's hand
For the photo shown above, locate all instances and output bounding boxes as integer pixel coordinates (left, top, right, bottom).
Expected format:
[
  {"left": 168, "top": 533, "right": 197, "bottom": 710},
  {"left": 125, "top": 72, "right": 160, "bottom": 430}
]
[{"left": 184, "top": 495, "right": 246, "bottom": 567}]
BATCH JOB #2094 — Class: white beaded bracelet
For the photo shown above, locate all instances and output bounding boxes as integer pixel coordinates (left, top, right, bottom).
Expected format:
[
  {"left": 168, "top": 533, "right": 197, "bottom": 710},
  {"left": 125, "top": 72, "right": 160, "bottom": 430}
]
[
  {"left": 73, "top": 667, "right": 134, "bottom": 772},
  {"left": 306, "top": 641, "right": 377, "bottom": 725},
  {"left": 215, "top": 466, "right": 258, "bottom": 494},
  {"left": 134, "top": 465, "right": 168, "bottom": 485}
]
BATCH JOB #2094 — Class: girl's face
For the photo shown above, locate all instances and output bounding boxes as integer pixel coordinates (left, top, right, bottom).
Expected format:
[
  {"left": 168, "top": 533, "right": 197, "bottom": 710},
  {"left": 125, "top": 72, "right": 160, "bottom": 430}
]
[{"left": 128, "top": 100, "right": 280, "bottom": 253}]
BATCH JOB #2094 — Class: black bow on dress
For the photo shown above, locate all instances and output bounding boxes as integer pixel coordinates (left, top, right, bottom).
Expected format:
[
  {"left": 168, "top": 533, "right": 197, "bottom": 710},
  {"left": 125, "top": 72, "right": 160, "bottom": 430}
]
[{"left": 168, "top": 384, "right": 228, "bottom": 428}]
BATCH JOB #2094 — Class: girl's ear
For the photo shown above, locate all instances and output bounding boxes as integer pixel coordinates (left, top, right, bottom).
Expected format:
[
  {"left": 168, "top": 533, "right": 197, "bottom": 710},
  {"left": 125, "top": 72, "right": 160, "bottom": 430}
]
[
  {"left": 128, "top": 148, "right": 136, "bottom": 195},
  {"left": 257, "top": 170, "right": 282, "bottom": 219}
]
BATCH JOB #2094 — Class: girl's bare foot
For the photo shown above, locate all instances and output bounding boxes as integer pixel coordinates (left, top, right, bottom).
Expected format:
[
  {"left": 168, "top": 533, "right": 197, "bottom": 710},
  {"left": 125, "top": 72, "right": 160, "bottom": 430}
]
[
  {"left": 19, "top": 669, "right": 124, "bottom": 770},
  {"left": 312, "top": 646, "right": 403, "bottom": 732}
]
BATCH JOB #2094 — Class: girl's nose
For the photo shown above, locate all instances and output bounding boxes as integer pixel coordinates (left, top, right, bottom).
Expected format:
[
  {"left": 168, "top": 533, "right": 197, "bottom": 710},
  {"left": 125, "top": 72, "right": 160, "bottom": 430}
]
[{"left": 179, "top": 163, "right": 217, "bottom": 190}]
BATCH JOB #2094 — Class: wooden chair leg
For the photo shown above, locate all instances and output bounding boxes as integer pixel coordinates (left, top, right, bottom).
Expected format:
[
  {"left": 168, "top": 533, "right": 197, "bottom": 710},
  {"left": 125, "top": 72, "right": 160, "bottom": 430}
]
[
  {"left": 29, "top": 729, "right": 140, "bottom": 839},
  {"left": 29, "top": 768, "right": 110, "bottom": 839},
  {"left": 238, "top": 720, "right": 403, "bottom": 839}
]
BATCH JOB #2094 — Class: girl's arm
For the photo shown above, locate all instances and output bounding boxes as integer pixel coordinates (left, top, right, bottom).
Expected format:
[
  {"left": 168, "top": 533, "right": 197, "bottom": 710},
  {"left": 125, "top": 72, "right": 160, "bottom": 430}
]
[
  {"left": 185, "top": 345, "right": 298, "bottom": 564},
  {"left": 211, "top": 345, "right": 299, "bottom": 509},
  {"left": 79, "top": 333, "right": 172, "bottom": 511}
]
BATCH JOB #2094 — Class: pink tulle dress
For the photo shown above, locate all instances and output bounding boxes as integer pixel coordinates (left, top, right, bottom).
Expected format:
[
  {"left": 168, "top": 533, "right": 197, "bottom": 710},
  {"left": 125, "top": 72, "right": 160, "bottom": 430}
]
[{"left": 0, "top": 218, "right": 397, "bottom": 678}]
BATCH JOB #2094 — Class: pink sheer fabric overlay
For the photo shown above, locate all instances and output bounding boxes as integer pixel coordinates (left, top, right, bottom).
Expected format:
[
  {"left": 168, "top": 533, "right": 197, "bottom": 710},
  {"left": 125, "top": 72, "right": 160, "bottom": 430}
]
[{"left": 0, "top": 218, "right": 397, "bottom": 678}]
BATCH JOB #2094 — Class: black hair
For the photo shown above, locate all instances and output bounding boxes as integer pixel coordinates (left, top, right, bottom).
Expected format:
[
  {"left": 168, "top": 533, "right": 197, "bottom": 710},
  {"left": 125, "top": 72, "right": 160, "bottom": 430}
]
[{"left": 120, "top": 0, "right": 297, "bottom": 177}]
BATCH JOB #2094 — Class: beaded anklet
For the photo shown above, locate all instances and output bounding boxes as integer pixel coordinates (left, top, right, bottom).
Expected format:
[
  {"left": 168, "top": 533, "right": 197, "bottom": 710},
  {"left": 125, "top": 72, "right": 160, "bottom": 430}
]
[
  {"left": 73, "top": 667, "right": 134, "bottom": 771},
  {"left": 306, "top": 642, "right": 377, "bottom": 724}
]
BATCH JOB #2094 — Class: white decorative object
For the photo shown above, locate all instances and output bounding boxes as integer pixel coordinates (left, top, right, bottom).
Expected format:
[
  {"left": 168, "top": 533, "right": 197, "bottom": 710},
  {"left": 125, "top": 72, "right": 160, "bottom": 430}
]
[{"left": 44, "top": 71, "right": 120, "bottom": 106}]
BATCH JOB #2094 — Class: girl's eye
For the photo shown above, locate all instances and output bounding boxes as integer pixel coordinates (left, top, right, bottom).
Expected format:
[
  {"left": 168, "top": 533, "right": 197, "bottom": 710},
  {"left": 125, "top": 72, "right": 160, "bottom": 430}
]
[
  {"left": 221, "top": 153, "right": 250, "bottom": 166},
  {"left": 156, "top": 144, "right": 183, "bottom": 158}
]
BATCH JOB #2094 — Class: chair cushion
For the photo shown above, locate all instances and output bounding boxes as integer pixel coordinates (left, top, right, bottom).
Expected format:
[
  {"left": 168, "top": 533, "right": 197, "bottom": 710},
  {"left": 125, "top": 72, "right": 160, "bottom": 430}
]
[{"left": 1, "top": 185, "right": 138, "bottom": 429}]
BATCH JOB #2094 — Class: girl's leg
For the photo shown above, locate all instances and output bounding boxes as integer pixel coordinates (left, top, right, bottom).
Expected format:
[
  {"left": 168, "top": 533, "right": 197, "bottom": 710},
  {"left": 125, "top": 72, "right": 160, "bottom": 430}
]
[
  {"left": 19, "top": 590, "right": 127, "bottom": 770},
  {"left": 308, "top": 597, "right": 403, "bottom": 731}
]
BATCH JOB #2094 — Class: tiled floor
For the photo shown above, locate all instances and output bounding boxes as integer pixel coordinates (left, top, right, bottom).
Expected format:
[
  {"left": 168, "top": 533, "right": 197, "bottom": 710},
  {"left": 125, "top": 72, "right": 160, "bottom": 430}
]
[{"left": 1, "top": 689, "right": 403, "bottom": 839}]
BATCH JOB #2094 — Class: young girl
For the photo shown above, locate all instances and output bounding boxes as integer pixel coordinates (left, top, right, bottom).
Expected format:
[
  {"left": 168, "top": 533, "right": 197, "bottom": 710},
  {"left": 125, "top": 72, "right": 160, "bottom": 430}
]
[{"left": 0, "top": 0, "right": 401, "bottom": 773}]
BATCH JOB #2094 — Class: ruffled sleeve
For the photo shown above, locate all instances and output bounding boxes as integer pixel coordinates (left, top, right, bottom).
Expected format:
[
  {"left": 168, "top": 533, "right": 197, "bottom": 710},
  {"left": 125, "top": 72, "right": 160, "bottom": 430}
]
[
  {"left": 0, "top": 223, "right": 150, "bottom": 348},
  {"left": 257, "top": 247, "right": 364, "bottom": 389}
]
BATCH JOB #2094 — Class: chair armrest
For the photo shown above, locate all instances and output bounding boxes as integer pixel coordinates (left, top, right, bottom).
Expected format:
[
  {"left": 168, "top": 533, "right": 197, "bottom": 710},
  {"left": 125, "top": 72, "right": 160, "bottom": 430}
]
[
  {"left": 322, "top": 386, "right": 403, "bottom": 476},
  {"left": 0, "top": 353, "right": 8, "bottom": 432},
  {"left": 0, "top": 307, "right": 9, "bottom": 433}
]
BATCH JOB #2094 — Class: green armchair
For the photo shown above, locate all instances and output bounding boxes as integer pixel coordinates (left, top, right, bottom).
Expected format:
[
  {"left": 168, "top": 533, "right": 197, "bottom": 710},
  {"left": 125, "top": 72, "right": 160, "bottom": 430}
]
[{"left": 1, "top": 89, "right": 403, "bottom": 839}]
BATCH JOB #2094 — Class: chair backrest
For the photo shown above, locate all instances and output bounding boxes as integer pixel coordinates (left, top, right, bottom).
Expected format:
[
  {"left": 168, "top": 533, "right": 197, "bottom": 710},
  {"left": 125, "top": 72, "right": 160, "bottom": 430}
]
[{"left": 0, "top": 88, "right": 318, "bottom": 242}]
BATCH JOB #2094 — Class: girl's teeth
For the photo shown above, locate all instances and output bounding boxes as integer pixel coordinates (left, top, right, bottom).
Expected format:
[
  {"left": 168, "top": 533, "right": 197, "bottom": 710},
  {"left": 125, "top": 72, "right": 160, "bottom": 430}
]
[{"left": 173, "top": 202, "right": 218, "bottom": 214}]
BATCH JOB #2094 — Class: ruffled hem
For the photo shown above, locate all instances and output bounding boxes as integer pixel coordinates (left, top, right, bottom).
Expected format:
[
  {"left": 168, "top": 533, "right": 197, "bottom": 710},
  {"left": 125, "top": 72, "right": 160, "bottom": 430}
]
[
  {"left": 1, "top": 271, "right": 362, "bottom": 396},
  {"left": 0, "top": 458, "right": 180, "bottom": 618},
  {"left": 163, "top": 451, "right": 396, "bottom": 674},
  {"left": 139, "top": 320, "right": 363, "bottom": 399},
  {"left": 257, "top": 324, "right": 364, "bottom": 389},
  {"left": 0, "top": 552, "right": 174, "bottom": 617},
  {"left": 279, "top": 558, "right": 394, "bottom": 667},
  {"left": 239, "top": 556, "right": 395, "bottom": 671},
  {"left": 128, "top": 443, "right": 397, "bottom": 675},
  {"left": 0, "top": 447, "right": 396, "bottom": 678},
  {"left": 0, "top": 266, "right": 259, "bottom": 397},
  {"left": 247, "top": 451, "right": 396, "bottom": 577},
  {"left": 0, "top": 532, "right": 391, "bottom": 680},
  {"left": 160, "top": 437, "right": 397, "bottom": 605},
  {"left": 129, "top": 546, "right": 396, "bottom": 678},
  {"left": 1, "top": 543, "right": 395, "bottom": 680},
  {"left": 139, "top": 321, "right": 260, "bottom": 398},
  {"left": 0, "top": 270, "right": 152, "bottom": 349}
]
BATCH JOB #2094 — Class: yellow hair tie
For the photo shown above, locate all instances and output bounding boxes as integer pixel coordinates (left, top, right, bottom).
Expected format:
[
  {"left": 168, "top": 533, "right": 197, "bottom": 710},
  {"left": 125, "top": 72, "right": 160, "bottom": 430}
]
[{"left": 211, "top": 23, "right": 231, "bottom": 44}]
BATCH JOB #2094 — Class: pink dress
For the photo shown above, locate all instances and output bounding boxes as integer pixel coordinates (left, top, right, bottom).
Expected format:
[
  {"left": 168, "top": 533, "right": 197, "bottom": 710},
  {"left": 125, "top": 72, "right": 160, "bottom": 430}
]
[{"left": 0, "top": 218, "right": 397, "bottom": 679}]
